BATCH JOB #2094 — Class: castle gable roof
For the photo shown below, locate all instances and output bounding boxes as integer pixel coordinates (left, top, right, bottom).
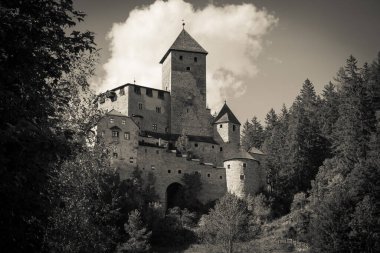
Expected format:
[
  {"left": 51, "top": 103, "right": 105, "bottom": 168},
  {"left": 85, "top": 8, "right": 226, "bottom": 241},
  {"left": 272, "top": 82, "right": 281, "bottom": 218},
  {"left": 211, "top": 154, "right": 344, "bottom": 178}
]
[
  {"left": 107, "top": 109, "right": 126, "bottom": 117},
  {"left": 160, "top": 29, "right": 208, "bottom": 63},
  {"left": 213, "top": 103, "right": 241, "bottom": 125}
]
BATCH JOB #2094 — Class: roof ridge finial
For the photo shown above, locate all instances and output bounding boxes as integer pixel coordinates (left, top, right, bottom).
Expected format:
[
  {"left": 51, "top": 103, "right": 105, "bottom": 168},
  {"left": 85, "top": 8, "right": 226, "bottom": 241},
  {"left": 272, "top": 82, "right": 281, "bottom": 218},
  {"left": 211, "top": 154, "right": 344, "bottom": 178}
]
[
  {"left": 182, "top": 19, "right": 185, "bottom": 30},
  {"left": 224, "top": 99, "right": 227, "bottom": 104},
  {"left": 133, "top": 77, "right": 136, "bottom": 84}
]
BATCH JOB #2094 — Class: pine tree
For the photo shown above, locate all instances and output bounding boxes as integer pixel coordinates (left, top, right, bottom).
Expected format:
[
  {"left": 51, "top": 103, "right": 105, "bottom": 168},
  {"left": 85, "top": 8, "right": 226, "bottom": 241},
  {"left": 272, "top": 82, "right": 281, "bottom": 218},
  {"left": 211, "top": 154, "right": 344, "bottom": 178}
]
[
  {"left": 241, "top": 120, "right": 254, "bottom": 151},
  {"left": 118, "top": 210, "right": 151, "bottom": 253}
]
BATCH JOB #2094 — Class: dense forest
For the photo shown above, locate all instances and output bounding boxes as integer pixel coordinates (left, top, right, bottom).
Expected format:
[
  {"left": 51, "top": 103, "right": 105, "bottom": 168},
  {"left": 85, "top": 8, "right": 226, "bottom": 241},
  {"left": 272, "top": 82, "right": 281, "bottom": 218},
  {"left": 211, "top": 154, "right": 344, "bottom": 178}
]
[{"left": 0, "top": 1, "right": 378, "bottom": 253}]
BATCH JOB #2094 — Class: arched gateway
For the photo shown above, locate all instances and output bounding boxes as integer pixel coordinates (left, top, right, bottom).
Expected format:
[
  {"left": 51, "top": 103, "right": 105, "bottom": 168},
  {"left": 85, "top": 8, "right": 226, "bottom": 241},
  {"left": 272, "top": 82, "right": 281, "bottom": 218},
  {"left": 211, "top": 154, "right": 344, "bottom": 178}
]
[{"left": 166, "top": 182, "right": 185, "bottom": 210}]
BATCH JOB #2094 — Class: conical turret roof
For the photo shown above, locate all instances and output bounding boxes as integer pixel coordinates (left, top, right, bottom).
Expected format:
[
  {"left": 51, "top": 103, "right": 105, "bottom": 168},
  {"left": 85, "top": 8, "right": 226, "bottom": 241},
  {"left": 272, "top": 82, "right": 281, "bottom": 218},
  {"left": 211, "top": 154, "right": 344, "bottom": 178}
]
[
  {"left": 160, "top": 29, "right": 208, "bottom": 63},
  {"left": 213, "top": 103, "right": 241, "bottom": 125}
]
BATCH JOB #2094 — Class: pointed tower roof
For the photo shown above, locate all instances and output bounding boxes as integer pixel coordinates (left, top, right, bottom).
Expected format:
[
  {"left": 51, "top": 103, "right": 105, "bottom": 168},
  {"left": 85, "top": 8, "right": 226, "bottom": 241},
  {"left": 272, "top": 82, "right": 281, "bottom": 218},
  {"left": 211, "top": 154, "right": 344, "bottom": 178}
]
[
  {"left": 160, "top": 29, "right": 208, "bottom": 63},
  {"left": 213, "top": 102, "right": 241, "bottom": 125}
]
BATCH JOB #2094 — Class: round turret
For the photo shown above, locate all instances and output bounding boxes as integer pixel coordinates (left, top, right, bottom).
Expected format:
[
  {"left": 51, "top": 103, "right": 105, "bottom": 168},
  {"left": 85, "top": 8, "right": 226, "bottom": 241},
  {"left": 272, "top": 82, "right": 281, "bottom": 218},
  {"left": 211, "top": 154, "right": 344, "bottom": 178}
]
[{"left": 224, "top": 150, "right": 263, "bottom": 198}]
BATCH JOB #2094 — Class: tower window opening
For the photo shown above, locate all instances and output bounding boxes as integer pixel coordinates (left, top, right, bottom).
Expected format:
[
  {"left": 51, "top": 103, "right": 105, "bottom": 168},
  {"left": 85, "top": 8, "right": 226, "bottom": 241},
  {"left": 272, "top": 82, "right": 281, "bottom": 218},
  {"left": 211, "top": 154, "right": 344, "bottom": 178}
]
[
  {"left": 194, "top": 57, "right": 197, "bottom": 62},
  {"left": 112, "top": 131, "right": 119, "bottom": 137},
  {"left": 134, "top": 86, "right": 141, "bottom": 95},
  {"left": 240, "top": 175, "right": 245, "bottom": 180},
  {"left": 138, "top": 103, "right": 143, "bottom": 110},
  {"left": 178, "top": 170, "right": 182, "bottom": 174},
  {"left": 152, "top": 124, "right": 157, "bottom": 131},
  {"left": 186, "top": 66, "right": 191, "bottom": 71},
  {"left": 122, "top": 120, "right": 126, "bottom": 125},
  {"left": 146, "top": 88, "right": 153, "bottom": 97},
  {"left": 194, "top": 143, "right": 198, "bottom": 147},
  {"left": 220, "top": 147, "right": 223, "bottom": 152},
  {"left": 207, "top": 173, "right": 210, "bottom": 177},
  {"left": 212, "top": 145, "right": 214, "bottom": 149},
  {"left": 168, "top": 170, "right": 171, "bottom": 173},
  {"left": 219, "top": 124, "right": 223, "bottom": 128},
  {"left": 110, "top": 118, "right": 114, "bottom": 124},
  {"left": 233, "top": 125, "right": 236, "bottom": 131},
  {"left": 124, "top": 132, "right": 130, "bottom": 140},
  {"left": 113, "top": 152, "right": 118, "bottom": 158},
  {"left": 243, "top": 163, "right": 247, "bottom": 168},
  {"left": 220, "top": 176, "right": 223, "bottom": 179},
  {"left": 158, "top": 91, "right": 164, "bottom": 99},
  {"left": 129, "top": 157, "right": 134, "bottom": 163},
  {"left": 227, "top": 164, "right": 230, "bottom": 169},
  {"left": 179, "top": 55, "right": 183, "bottom": 60},
  {"left": 156, "top": 107, "right": 161, "bottom": 113},
  {"left": 119, "top": 88, "right": 125, "bottom": 95}
]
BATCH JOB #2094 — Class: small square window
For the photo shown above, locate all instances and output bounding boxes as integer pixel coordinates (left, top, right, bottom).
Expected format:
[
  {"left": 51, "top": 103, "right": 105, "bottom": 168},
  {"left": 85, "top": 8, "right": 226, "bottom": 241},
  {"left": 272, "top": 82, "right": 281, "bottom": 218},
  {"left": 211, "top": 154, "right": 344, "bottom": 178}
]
[
  {"left": 179, "top": 55, "right": 183, "bottom": 60},
  {"left": 110, "top": 118, "right": 114, "bottom": 124},
  {"left": 119, "top": 88, "right": 125, "bottom": 95},
  {"left": 113, "top": 153, "right": 118, "bottom": 158},
  {"left": 146, "top": 88, "right": 153, "bottom": 97},
  {"left": 138, "top": 103, "right": 143, "bottom": 110},
  {"left": 220, "top": 176, "right": 223, "bottom": 179},
  {"left": 124, "top": 132, "right": 130, "bottom": 140},
  {"left": 152, "top": 124, "right": 157, "bottom": 131},
  {"left": 194, "top": 57, "right": 197, "bottom": 62},
  {"left": 158, "top": 91, "right": 164, "bottom": 99},
  {"left": 243, "top": 163, "right": 247, "bottom": 168},
  {"left": 194, "top": 143, "right": 198, "bottom": 147},
  {"left": 207, "top": 173, "right": 210, "bottom": 177},
  {"left": 134, "top": 86, "right": 141, "bottom": 95},
  {"left": 168, "top": 170, "right": 171, "bottom": 173},
  {"left": 112, "top": 131, "right": 119, "bottom": 137},
  {"left": 240, "top": 175, "right": 245, "bottom": 180},
  {"left": 220, "top": 147, "right": 223, "bottom": 152},
  {"left": 178, "top": 170, "right": 182, "bottom": 174},
  {"left": 122, "top": 120, "right": 126, "bottom": 125},
  {"left": 186, "top": 66, "right": 191, "bottom": 71},
  {"left": 219, "top": 124, "right": 223, "bottom": 128},
  {"left": 129, "top": 157, "right": 133, "bottom": 163}
]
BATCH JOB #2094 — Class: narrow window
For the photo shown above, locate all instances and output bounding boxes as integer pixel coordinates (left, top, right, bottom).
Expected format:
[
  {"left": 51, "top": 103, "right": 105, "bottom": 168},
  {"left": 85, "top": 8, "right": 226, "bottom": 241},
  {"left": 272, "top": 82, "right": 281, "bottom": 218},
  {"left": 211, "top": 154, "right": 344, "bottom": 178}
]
[
  {"left": 119, "top": 88, "right": 125, "bottom": 95},
  {"left": 187, "top": 108, "right": 189, "bottom": 113},
  {"left": 124, "top": 132, "right": 130, "bottom": 140},
  {"left": 156, "top": 107, "right": 161, "bottom": 113},
  {"left": 186, "top": 66, "right": 191, "bottom": 71},
  {"left": 219, "top": 124, "right": 223, "bottom": 128},
  {"left": 227, "top": 164, "right": 230, "bottom": 169},
  {"left": 110, "top": 118, "right": 114, "bottom": 124},
  {"left": 240, "top": 175, "right": 245, "bottom": 180},
  {"left": 158, "top": 91, "right": 164, "bottom": 99},
  {"left": 220, "top": 176, "right": 223, "bottom": 179},
  {"left": 179, "top": 55, "right": 183, "bottom": 60},
  {"left": 212, "top": 145, "right": 214, "bottom": 149},
  {"left": 165, "top": 127, "right": 169, "bottom": 133},
  {"left": 152, "top": 124, "right": 157, "bottom": 131},
  {"left": 134, "top": 86, "right": 141, "bottom": 95},
  {"left": 194, "top": 57, "right": 197, "bottom": 62},
  {"left": 112, "top": 131, "right": 119, "bottom": 137},
  {"left": 168, "top": 170, "right": 171, "bottom": 173},
  {"left": 113, "top": 152, "right": 118, "bottom": 158},
  {"left": 194, "top": 143, "right": 198, "bottom": 148},
  {"left": 146, "top": 88, "right": 153, "bottom": 97},
  {"left": 138, "top": 103, "right": 143, "bottom": 110},
  {"left": 122, "top": 120, "right": 126, "bottom": 125},
  {"left": 243, "top": 163, "right": 247, "bottom": 168},
  {"left": 178, "top": 170, "right": 182, "bottom": 174},
  {"left": 129, "top": 157, "right": 133, "bottom": 163},
  {"left": 233, "top": 125, "right": 236, "bottom": 131},
  {"left": 220, "top": 147, "right": 223, "bottom": 152},
  {"left": 207, "top": 173, "right": 210, "bottom": 177}
]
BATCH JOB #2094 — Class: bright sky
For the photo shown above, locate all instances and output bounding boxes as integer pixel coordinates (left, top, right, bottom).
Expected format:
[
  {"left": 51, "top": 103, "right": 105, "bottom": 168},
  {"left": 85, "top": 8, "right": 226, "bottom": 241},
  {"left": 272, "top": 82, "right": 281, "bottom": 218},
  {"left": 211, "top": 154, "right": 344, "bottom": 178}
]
[{"left": 74, "top": 0, "right": 380, "bottom": 123}]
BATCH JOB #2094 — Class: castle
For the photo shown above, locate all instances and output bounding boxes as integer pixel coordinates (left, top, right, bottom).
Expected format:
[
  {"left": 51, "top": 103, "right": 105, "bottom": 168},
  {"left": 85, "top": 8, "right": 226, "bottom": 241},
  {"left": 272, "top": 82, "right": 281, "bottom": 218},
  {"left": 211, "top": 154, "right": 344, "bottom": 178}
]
[{"left": 96, "top": 28, "right": 265, "bottom": 209}]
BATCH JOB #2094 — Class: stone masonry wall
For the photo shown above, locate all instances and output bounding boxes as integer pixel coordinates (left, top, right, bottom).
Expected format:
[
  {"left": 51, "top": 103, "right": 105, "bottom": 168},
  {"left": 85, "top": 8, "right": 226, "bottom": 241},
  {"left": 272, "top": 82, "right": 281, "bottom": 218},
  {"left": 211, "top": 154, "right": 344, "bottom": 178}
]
[{"left": 224, "top": 159, "right": 263, "bottom": 198}]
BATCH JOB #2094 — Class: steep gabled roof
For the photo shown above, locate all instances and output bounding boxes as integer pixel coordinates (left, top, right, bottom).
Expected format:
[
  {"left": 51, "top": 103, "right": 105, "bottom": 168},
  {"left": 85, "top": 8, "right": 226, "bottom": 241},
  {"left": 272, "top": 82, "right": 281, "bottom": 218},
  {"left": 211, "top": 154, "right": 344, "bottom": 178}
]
[
  {"left": 106, "top": 109, "right": 126, "bottom": 117},
  {"left": 224, "top": 149, "right": 257, "bottom": 162},
  {"left": 160, "top": 29, "right": 208, "bottom": 63},
  {"left": 248, "top": 147, "right": 265, "bottom": 155},
  {"left": 213, "top": 103, "right": 241, "bottom": 125}
]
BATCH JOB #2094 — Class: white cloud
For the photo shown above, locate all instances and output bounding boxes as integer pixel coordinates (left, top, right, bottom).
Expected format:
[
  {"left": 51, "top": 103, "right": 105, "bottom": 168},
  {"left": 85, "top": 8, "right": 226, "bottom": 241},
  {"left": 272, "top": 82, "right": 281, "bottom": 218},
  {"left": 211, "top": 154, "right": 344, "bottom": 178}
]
[{"left": 95, "top": 0, "right": 277, "bottom": 111}]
